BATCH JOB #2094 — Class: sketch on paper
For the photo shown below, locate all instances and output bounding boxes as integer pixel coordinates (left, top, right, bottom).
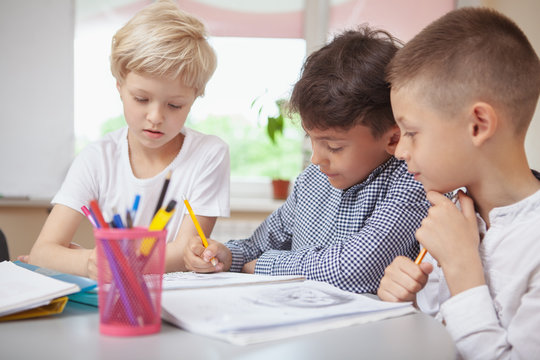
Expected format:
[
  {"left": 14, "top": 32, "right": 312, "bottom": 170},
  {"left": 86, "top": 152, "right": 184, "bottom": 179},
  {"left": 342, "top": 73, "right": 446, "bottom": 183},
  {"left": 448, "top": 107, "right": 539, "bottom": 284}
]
[
  {"left": 164, "top": 271, "right": 238, "bottom": 283},
  {"left": 245, "top": 283, "right": 354, "bottom": 308}
]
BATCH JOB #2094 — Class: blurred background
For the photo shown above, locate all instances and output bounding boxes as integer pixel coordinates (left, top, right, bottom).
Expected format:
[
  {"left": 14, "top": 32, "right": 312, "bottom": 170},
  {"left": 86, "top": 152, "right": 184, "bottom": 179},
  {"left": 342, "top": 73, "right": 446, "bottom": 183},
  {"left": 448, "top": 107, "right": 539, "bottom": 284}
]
[{"left": 1, "top": 0, "right": 539, "bottom": 258}]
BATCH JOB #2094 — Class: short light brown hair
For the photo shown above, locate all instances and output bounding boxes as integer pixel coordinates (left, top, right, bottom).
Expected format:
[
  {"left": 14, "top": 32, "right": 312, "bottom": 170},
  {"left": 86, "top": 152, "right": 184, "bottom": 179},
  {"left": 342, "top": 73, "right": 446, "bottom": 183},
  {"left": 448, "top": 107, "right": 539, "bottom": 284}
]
[
  {"left": 289, "top": 26, "right": 402, "bottom": 138},
  {"left": 387, "top": 7, "right": 540, "bottom": 133},
  {"left": 110, "top": 0, "right": 217, "bottom": 97}
]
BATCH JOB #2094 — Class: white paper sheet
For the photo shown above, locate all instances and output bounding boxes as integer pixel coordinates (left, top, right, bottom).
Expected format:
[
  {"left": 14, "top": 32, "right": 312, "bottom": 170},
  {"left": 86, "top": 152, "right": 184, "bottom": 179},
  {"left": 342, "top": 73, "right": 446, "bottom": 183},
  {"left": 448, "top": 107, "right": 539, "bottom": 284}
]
[
  {"left": 162, "top": 271, "right": 305, "bottom": 290},
  {"left": 161, "top": 279, "right": 415, "bottom": 345}
]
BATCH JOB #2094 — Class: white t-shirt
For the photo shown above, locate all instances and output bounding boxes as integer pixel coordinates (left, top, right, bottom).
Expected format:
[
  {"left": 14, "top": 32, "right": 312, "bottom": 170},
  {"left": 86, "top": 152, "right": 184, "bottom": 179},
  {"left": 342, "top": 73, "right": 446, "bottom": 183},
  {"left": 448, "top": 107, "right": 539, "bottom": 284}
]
[
  {"left": 416, "top": 189, "right": 540, "bottom": 359},
  {"left": 53, "top": 126, "right": 230, "bottom": 243}
]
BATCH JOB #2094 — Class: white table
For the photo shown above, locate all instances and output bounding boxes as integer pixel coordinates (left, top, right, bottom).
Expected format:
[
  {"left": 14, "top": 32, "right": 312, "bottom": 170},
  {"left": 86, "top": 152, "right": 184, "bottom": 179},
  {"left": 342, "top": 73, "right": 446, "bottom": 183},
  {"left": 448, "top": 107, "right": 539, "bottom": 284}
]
[{"left": 0, "top": 301, "right": 456, "bottom": 360}]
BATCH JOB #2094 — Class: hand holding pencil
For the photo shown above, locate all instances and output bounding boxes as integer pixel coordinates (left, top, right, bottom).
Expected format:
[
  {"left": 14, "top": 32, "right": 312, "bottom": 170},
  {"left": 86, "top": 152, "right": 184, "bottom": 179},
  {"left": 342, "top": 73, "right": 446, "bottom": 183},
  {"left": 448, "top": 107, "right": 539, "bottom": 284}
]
[{"left": 183, "top": 195, "right": 218, "bottom": 267}]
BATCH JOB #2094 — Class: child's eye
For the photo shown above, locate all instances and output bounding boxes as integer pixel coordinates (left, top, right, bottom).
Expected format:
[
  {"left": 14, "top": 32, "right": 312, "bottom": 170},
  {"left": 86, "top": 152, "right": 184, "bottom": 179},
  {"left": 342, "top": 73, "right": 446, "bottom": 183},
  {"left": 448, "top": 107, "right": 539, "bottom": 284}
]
[
  {"left": 134, "top": 97, "right": 148, "bottom": 103},
  {"left": 328, "top": 146, "right": 343, "bottom": 153},
  {"left": 168, "top": 103, "right": 182, "bottom": 109},
  {"left": 403, "top": 131, "right": 417, "bottom": 138}
]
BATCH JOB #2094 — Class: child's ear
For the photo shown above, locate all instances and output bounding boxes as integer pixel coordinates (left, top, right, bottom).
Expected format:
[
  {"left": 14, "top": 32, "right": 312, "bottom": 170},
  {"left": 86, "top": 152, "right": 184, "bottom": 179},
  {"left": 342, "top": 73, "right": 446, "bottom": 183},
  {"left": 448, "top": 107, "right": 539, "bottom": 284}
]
[
  {"left": 384, "top": 125, "right": 401, "bottom": 155},
  {"left": 116, "top": 80, "right": 122, "bottom": 97},
  {"left": 468, "top": 102, "right": 497, "bottom": 147}
]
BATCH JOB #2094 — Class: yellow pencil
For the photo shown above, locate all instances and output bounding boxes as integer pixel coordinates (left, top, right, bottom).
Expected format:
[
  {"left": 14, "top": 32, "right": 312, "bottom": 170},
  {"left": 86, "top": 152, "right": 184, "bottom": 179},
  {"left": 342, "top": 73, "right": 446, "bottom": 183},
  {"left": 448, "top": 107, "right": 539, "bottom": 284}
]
[{"left": 183, "top": 195, "right": 218, "bottom": 266}]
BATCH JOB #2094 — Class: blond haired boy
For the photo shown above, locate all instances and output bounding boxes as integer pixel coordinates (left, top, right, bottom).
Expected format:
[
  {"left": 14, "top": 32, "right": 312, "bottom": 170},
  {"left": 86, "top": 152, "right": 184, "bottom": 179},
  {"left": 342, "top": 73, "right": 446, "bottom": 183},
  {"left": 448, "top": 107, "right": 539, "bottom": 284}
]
[
  {"left": 377, "top": 7, "right": 540, "bottom": 359},
  {"left": 29, "top": 0, "right": 230, "bottom": 278}
]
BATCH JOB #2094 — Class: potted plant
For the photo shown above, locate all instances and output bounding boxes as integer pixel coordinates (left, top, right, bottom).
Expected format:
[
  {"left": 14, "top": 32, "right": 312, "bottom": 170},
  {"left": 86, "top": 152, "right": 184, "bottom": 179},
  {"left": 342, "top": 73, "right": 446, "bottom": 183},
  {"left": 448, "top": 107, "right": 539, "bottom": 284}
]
[{"left": 251, "top": 96, "right": 298, "bottom": 200}]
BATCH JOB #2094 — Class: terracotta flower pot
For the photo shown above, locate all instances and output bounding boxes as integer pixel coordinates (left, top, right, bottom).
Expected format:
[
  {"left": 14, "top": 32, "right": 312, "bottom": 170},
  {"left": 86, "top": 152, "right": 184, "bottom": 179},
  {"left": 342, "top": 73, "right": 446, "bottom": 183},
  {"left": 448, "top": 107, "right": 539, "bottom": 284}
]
[{"left": 271, "top": 179, "right": 290, "bottom": 200}]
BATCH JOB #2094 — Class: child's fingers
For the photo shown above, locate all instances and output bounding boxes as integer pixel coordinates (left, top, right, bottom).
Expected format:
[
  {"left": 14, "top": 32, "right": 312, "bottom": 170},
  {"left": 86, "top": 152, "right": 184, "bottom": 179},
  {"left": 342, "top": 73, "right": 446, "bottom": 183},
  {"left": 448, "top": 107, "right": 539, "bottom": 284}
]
[
  {"left": 378, "top": 277, "right": 413, "bottom": 302},
  {"left": 184, "top": 238, "right": 221, "bottom": 272},
  {"left": 419, "top": 261, "right": 434, "bottom": 275},
  {"left": 189, "top": 239, "right": 206, "bottom": 257},
  {"left": 425, "top": 191, "right": 449, "bottom": 206},
  {"left": 184, "top": 252, "right": 217, "bottom": 272},
  {"left": 457, "top": 190, "right": 477, "bottom": 225},
  {"left": 379, "top": 256, "right": 429, "bottom": 302},
  {"left": 201, "top": 244, "right": 220, "bottom": 263}
]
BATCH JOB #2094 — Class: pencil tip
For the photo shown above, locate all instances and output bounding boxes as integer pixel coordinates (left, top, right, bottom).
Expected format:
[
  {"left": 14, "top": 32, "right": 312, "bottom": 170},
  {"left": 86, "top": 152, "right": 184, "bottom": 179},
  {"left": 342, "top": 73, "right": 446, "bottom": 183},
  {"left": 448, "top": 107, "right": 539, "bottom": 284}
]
[{"left": 166, "top": 170, "right": 172, "bottom": 179}]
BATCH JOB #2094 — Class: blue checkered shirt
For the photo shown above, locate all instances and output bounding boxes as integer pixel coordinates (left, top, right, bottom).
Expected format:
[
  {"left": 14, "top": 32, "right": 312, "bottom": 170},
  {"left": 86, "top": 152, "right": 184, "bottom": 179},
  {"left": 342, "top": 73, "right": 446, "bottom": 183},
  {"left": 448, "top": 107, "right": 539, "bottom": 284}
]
[{"left": 225, "top": 156, "right": 429, "bottom": 294}]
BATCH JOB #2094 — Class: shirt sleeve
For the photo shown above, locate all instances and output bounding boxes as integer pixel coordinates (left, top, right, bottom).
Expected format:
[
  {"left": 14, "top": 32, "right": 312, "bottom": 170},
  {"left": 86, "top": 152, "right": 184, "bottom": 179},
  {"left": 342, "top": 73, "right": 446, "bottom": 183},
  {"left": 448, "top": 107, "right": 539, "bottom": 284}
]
[
  {"left": 225, "top": 183, "right": 298, "bottom": 273},
  {"left": 440, "top": 280, "right": 540, "bottom": 359},
  {"left": 262, "top": 197, "right": 426, "bottom": 293},
  {"left": 187, "top": 136, "right": 230, "bottom": 217},
  {"left": 52, "top": 144, "right": 100, "bottom": 212},
  {"left": 226, "top": 177, "right": 428, "bottom": 294}
]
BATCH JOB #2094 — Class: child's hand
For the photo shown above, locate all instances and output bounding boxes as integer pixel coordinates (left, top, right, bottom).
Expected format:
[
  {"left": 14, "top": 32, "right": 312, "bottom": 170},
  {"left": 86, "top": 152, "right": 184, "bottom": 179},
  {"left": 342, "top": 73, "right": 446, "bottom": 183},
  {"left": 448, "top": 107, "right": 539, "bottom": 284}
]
[
  {"left": 183, "top": 236, "right": 231, "bottom": 273},
  {"left": 241, "top": 259, "right": 257, "bottom": 274},
  {"left": 87, "top": 247, "right": 98, "bottom": 280},
  {"left": 377, "top": 256, "right": 433, "bottom": 302},
  {"left": 416, "top": 190, "right": 485, "bottom": 295}
]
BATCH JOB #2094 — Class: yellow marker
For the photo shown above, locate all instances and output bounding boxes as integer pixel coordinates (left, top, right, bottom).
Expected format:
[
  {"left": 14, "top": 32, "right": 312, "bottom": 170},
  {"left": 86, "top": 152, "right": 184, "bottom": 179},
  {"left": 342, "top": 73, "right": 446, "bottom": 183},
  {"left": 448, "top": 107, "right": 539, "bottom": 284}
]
[
  {"left": 140, "top": 200, "right": 176, "bottom": 256},
  {"left": 183, "top": 196, "right": 218, "bottom": 266}
]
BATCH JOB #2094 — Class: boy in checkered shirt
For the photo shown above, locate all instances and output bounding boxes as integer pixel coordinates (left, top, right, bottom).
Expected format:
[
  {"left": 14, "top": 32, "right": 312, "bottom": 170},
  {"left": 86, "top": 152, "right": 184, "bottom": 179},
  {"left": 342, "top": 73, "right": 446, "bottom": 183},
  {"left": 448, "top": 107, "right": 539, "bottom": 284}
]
[{"left": 184, "top": 27, "right": 429, "bottom": 294}]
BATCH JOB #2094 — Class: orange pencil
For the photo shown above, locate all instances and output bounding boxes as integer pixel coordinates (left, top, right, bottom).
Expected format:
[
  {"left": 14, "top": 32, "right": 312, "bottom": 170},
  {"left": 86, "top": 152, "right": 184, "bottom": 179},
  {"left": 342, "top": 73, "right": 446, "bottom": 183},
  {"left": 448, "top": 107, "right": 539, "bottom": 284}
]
[{"left": 415, "top": 248, "right": 427, "bottom": 264}]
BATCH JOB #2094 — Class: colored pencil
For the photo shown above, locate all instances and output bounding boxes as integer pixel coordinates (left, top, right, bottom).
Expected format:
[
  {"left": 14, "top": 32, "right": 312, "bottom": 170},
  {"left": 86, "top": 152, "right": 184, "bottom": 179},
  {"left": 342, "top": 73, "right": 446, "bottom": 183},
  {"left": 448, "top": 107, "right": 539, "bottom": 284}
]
[
  {"left": 414, "top": 248, "right": 427, "bottom": 265},
  {"left": 183, "top": 195, "right": 218, "bottom": 266}
]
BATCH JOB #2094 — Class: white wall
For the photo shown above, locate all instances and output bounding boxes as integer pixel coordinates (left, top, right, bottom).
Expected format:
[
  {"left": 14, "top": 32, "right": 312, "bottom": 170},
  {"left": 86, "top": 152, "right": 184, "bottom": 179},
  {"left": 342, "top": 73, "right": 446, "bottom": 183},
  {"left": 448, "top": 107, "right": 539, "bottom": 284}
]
[
  {"left": 0, "top": 0, "right": 74, "bottom": 198},
  {"left": 484, "top": 0, "right": 540, "bottom": 170},
  {"left": 459, "top": 0, "right": 540, "bottom": 169}
]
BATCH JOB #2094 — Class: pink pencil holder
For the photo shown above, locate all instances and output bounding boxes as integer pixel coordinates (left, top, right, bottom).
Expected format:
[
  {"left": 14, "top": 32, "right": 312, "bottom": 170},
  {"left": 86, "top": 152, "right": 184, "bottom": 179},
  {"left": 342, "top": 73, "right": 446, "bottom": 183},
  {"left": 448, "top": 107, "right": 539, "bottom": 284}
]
[{"left": 94, "top": 227, "right": 166, "bottom": 336}]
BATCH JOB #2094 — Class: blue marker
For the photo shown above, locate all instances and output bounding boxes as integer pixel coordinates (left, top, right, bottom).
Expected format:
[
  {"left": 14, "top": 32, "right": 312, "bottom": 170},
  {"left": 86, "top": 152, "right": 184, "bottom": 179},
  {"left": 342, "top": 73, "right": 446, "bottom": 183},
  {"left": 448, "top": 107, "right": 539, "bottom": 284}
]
[
  {"left": 126, "top": 194, "right": 141, "bottom": 228},
  {"left": 112, "top": 209, "right": 125, "bottom": 229}
]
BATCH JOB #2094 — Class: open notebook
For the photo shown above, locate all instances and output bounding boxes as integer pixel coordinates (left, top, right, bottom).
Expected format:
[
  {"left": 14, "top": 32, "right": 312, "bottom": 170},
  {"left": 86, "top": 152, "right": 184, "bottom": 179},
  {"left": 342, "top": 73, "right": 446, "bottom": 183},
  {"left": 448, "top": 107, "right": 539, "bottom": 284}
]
[
  {"left": 0, "top": 261, "right": 80, "bottom": 318},
  {"left": 161, "top": 277, "right": 415, "bottom": 345}
]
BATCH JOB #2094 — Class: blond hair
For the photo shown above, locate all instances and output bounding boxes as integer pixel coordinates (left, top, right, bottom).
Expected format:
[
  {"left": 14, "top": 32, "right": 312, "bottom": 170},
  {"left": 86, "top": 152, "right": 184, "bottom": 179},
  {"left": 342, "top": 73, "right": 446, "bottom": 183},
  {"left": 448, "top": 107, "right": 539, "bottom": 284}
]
[
  {"left": 110, "top": 0, "right": 217, "bottom": 97},
  {"left": 387, "top": 7, "right": 540, "bottom": 133}
]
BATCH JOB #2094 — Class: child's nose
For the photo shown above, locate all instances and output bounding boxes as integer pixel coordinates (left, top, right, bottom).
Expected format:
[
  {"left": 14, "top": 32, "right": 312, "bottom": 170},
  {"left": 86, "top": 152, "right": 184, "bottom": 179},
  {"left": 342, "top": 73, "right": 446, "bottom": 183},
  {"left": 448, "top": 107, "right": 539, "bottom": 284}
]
[
  {"left": 310, "top": 148, "right": 324, "bottom": 166},
  {"left": 147, "top": 105, "right": 165, "bottom": 125},
  {"left": 394, "top": 139, "right": 409, "bottom": 161}
]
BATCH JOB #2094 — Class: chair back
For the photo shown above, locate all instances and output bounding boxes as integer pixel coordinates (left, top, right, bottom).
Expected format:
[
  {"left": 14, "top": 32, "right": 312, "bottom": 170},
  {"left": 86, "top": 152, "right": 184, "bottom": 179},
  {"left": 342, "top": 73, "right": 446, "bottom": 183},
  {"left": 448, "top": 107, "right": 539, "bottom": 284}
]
[{"left": 0, "top": 229, "right": 9, "bottom": 261}]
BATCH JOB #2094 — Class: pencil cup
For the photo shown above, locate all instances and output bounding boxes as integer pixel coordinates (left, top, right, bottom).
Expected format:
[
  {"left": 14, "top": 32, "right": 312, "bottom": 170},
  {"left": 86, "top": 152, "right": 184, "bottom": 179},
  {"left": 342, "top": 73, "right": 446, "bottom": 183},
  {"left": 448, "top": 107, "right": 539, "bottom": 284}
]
[{"left": 94, "top": 227, "right": 167, "bottom": 336}]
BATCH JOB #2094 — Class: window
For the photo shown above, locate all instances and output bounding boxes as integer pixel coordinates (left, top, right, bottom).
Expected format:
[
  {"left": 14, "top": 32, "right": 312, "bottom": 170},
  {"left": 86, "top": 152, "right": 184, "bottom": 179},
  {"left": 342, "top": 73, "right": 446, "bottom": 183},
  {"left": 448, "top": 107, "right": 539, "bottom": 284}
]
[
  {"left": 75, "top": 1, "right": 307, "bottom": 192},
  {"left": 74, "top": 0, "right": 455, "bottom": 199}
]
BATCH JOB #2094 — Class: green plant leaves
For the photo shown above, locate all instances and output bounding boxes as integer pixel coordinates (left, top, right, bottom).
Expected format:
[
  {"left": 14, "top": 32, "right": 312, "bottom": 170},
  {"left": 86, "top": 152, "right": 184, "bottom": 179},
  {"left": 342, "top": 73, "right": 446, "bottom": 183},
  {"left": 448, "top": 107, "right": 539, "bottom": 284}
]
[{"left": 266, "top": 114, "right": 284, "bottom": 144}]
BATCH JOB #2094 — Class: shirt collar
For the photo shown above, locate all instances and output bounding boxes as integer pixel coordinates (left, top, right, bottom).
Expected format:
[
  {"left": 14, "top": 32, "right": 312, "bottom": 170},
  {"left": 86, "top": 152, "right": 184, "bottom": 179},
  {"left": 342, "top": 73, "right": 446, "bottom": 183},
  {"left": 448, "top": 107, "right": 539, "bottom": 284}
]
[
  {"left": 343, "top": 156, "right": 396, "bottom": 195},
  {"left": 488, "top": 188, "right": 540, "bottom": 226}
]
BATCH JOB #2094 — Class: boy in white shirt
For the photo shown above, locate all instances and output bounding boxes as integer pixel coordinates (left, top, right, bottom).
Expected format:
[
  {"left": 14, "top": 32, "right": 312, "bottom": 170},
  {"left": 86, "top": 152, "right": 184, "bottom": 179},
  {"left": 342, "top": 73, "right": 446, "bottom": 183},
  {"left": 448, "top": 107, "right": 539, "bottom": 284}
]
[
  {"left": 377, "top": 7, "right": 540, "bottom": 359},
  {"left": 28, "top": 0, "right": 230, "bottom": 279}
]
